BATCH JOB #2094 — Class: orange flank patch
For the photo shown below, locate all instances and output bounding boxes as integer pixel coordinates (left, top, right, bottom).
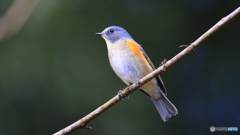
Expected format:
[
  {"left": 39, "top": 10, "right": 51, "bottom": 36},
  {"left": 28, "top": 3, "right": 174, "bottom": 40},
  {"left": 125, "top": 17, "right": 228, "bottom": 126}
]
[{"left": 126, "top": 40, "right": 149, "bottom": 65}]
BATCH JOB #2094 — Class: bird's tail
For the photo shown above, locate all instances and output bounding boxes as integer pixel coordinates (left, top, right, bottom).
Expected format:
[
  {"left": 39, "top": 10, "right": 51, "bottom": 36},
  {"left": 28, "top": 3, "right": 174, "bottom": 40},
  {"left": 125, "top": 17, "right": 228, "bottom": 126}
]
[{"left": 151, "top": 94, "right": 178, "bottom": 122}]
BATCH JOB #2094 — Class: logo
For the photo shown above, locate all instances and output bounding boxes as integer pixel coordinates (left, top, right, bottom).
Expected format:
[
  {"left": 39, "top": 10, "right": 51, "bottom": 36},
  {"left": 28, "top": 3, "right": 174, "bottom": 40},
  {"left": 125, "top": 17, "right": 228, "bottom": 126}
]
[
  {"left": 210, "top": 126, "right": 215, "bottom": 132},
  {"left": 210, "top": 126, "right": 238, "bottom": 132}
]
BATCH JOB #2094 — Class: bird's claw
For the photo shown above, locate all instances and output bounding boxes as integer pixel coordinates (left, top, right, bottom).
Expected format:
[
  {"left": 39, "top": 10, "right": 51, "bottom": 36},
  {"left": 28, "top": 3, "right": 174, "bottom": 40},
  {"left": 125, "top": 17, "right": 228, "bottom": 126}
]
[
  {"left": 118, "top": 89, "right": 125, "bottom": 100},
  {"left": 137, "top": 80, "right": 142, "bottom": 87},
  {"left": 160, "top": 59, "right": 167, "bottom": 66}
]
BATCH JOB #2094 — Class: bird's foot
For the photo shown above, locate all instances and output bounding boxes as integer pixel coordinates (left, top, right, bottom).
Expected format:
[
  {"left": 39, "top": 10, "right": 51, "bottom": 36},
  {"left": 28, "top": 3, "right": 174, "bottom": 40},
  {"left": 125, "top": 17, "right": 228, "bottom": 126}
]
[
  {"left": 137, "top": 80, "right": 142, "bottom": 88},
  {"left": 118, "top": 89, "right": 125, "bottom": 100},
  {"left": 117, "top": 87, "right": 130, "bottom": 100}
]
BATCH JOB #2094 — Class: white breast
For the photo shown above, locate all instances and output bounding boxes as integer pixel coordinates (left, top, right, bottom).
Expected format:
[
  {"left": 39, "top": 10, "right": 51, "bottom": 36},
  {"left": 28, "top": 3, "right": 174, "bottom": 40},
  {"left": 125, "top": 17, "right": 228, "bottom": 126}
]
[{"left": 109, "top": 54, "right": 140, "bottom": 85}]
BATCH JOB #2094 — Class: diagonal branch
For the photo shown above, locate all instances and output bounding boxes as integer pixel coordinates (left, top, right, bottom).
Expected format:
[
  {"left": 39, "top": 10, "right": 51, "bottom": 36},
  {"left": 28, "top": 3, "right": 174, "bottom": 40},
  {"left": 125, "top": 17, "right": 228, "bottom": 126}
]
[{"left": 53, "top": 6, "right": 240, "bottom": 135}]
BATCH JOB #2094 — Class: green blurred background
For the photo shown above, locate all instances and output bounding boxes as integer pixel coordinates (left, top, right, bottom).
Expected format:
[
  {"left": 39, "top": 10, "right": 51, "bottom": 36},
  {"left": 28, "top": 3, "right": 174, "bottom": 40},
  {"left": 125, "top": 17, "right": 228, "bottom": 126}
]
[{"left": 0, "top": 0, "right": 240, "bottom": 135}]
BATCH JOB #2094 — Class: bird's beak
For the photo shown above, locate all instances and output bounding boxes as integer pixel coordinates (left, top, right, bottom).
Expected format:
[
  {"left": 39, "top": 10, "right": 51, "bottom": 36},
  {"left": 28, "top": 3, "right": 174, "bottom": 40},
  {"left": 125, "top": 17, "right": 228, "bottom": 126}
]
[{"left": 95, "top": 32, "right": 103, "bottom": 36}]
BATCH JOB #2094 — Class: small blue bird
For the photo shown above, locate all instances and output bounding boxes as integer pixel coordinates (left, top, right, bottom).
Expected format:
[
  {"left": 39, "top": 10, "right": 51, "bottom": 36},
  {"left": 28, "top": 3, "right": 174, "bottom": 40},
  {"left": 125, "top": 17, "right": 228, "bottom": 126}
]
[{"left": 96, "top": 26, "right": 178, "bottom": 121}]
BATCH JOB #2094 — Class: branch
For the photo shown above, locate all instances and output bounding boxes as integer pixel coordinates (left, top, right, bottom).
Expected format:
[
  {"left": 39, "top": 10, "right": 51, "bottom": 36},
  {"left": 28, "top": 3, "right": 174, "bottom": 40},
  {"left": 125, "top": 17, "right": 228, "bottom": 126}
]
[{"left": 53, "top": 6, "right": 240, "bottom": 135}]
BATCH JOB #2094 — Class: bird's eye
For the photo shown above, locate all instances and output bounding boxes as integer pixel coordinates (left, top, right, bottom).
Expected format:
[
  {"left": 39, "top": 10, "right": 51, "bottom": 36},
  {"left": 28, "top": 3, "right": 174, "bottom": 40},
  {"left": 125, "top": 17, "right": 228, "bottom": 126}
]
[{"left": 109, "top": 29, "right": 114, "bottom": 33}]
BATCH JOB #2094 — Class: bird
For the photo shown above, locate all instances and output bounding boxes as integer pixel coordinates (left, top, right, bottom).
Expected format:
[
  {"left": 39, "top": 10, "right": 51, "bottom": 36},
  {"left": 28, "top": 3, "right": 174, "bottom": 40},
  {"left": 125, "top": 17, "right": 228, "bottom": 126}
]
[{"left": 95, "top": 26, "right": 178, "bottom": 121}]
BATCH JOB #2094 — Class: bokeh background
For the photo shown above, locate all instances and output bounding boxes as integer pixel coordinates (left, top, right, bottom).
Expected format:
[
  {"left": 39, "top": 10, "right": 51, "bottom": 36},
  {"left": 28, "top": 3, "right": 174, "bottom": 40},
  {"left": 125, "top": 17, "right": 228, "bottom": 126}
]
[{"left": 0, "top": 0, "right": 240, "bottom": 135}]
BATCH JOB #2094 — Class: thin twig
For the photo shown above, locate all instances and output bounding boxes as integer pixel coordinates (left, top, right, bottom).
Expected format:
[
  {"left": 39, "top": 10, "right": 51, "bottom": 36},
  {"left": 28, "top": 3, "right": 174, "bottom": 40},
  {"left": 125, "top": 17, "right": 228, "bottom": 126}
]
[{"left": 53, "top": 6, "right": 240, "bottom": 135}]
